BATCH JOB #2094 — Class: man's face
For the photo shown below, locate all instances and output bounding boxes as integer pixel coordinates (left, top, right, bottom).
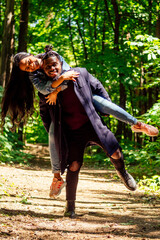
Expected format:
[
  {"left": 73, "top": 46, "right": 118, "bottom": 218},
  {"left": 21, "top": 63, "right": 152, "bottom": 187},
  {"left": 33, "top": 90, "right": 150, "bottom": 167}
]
[
  {"left": 19, "top": 55, "right": 41, "bottom": 72},
  {"left": 43, "top": 56, "right": 62, "bottom": 78}
]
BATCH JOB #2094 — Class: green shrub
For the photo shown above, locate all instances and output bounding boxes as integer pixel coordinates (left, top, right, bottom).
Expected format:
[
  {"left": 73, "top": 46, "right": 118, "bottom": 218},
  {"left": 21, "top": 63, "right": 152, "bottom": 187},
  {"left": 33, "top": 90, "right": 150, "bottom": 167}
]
[{"left": 139, "top": 175, "right": 160, "bottom": 192}]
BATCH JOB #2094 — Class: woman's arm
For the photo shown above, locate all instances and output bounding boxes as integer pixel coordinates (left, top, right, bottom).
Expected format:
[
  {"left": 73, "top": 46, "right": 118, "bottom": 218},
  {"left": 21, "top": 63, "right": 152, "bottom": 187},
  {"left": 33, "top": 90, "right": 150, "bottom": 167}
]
[
  {"left": 29, "top": 71, "right": 55, "bottom": 95},
  {"left": 51, "top": 70, "right": 79, "bottom": 88},
  {"left": 29, "top": 70, "right": 79, "bottom": 95}
]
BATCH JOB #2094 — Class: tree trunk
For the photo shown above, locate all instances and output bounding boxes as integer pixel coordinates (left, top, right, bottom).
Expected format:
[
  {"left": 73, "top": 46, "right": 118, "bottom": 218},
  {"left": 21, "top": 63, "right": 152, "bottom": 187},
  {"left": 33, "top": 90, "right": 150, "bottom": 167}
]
[
  {"left": 17, "top": 0, "right": 29, "bottom": 143},
  {"left": 147, "top": 0, "right": 154, "bottom": 112},
  {"left": 156, "top": 0, "right": 160, "bottom": 39},
  {"left": 0, "top": 0, "right": 14, "bottom": 87},
  {"left": 75, "top": 19, "right": 88, "bottom": 60},
  {"left": 71, "top": 0, "right": 88, "bottom": 60},
  {"left": 148, "top": 0, "right": 152, "bottom": 35},
  {"left": 18, "top": 0, "right": 29, "bottom": 52},
  {"left": 68, "top": 0, "right": 78, "bottom": 66},
  {"left": 0, "top": 0, "right": 6, "bottom": 55},
  {"left": 102, "top": 11, "right": 106, "bottom": 52},
  {"left": 115, "top": 82, "right": 126, "bottom": 139},
  {"left": 156, "top": 15, "right": 160, "bottom": 38},
  {"left": 108, "top": 0, "right": 126, "bottom": 139},
  {"left": 94, "top": 2, "right": 99, "bottom": 51}
]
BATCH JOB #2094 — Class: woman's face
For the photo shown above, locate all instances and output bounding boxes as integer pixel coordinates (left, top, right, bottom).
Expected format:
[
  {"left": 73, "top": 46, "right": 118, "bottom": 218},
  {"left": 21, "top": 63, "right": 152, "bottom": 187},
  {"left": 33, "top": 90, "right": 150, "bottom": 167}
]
[
  {"left": 19, "top": 55, "right": 42, "bottom": 72},
  {"left": 43, "top": 56, "right": 62, "bottom": 78}
]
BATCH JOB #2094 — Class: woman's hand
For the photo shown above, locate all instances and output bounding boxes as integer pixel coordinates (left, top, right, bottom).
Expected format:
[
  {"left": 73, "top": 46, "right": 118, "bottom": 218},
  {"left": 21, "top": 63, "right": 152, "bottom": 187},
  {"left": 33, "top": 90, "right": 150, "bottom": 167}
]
[
  {"left": 45, "top": 91, "right": 58, "bottom": 105},
  {"left": 61, "top": 70, "right": 79, "bottom": 82},
  {"left": 51, "top": 70, "right": 79, "bottom": 88}
]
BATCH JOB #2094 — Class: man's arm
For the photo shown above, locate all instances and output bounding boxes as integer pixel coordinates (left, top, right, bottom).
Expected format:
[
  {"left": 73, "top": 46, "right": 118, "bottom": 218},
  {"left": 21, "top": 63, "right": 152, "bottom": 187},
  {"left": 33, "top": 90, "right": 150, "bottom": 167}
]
[{"left": 45, "top": 86, "right": 62, "bottom": 105}]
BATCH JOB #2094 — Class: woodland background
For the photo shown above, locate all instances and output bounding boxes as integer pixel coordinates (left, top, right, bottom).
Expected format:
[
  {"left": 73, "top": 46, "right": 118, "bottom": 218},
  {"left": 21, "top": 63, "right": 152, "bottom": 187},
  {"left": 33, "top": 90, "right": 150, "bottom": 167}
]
[{"left": 0, "top": 0, "right": 160, "bottom": 192}]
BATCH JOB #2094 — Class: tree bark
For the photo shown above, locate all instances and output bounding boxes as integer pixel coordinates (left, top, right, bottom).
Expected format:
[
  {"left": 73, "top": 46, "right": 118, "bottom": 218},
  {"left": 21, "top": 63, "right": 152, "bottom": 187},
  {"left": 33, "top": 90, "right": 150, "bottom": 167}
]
[
  {"left": 0, "top": 0, "right": 14, "bottom": 87},
  {"left": 156, "top": 0, "right": 160, "bottom": 38},
  {"left": 148, "top": 0, "right": 152, "bottom": 35},
  {"left": 107, "top": 0, "right": 126, "bottom": 139},
  {"left": 68, "top": 0, "right": 78, "bottom": 66},
  {"left": 76, "top": 19, "right": 88, "bottom": 60},
  {"left": 71, "top": 0, "right": 88, "bottom": 60},
  {"left": 17, "top": 0, "right": 29, "bottom": 142},
  {"left": 18, "top": 0, "right": 29, "bottom": 52},
  {"left": 102, "top": 11, "right": 106, "bottom": 52},
  {"left": 156, "top": 14, "right": 160, "bottom": 38}
]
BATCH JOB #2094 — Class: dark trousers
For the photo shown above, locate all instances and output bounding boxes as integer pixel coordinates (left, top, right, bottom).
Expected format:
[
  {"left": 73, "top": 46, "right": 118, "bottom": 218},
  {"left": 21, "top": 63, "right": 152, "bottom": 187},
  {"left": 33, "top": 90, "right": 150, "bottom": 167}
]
[{"left": 65, "top": 121, "right": 118, "bottom": 201}]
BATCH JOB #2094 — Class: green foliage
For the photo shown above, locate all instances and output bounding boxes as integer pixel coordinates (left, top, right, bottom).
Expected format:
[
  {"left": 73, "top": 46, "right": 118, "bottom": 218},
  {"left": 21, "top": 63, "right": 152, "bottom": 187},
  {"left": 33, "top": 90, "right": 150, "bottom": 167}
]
[
  {"left": 141, "top": 99, "right": 160, "bottom": 125},
  {"left": 24, "top": 93, "right": 48, "bottom": 144},
  {"left": 84, "top": 145, "right": 111, "bottom": 168},
  {"left": 0, "top": 120, "right": 34, "bottom": 164},
  {"left": 139, "top": 175, "right": 160, "bottom": 192},
  {"left": 0, "top": 87, "right": 34, "bottom": 165},
  {"left": 0, "top": 130, "right": 34, "bottom": 165},
  {"left": 20, "top": 196, "right": 31, "bottom": 205},
  {"left": 122, "top": 101, "right": 160, "bottom": 177},
  {"left": 125, "top": 35, "right": 160, "bottom": 89}
]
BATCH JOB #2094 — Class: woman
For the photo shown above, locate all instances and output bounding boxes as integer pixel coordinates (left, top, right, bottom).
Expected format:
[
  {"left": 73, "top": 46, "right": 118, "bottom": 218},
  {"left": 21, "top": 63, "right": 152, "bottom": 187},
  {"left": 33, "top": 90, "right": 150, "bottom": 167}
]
[{"left": 1, "top": 46, "right": 159, "bottom": 199}]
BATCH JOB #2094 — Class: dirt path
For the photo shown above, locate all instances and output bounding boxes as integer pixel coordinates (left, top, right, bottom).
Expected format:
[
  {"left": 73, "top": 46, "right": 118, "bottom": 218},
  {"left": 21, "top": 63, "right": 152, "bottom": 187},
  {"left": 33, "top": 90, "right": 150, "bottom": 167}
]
[{"left": 0, "top": 144, "right": 160, "bottom": 240}]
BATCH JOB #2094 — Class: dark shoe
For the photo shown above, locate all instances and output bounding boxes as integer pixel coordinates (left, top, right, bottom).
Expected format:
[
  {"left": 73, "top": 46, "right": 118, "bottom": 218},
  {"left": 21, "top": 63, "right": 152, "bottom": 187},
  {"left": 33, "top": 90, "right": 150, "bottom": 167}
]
[
  {"left": 64, "top": 200, "right": 76, "bottom": 218},
  {"left": 64, "top": 210, "right": 76, "bottom": 218},
  {"left": 116, "top": 169, "right": 137, "bottom": 191}
]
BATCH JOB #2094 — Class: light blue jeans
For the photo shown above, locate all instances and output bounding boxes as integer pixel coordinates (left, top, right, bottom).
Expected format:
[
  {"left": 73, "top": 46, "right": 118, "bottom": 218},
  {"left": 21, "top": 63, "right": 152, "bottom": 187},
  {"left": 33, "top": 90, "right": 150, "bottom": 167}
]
[
  {"left": 49, "top": 95, "right": 137, "bottom": 173},
  {"left": 49, "top": 122, "right": 60, "bottom": 173},
  {"left": 93, "top": 95, "right": 137, "bottom": 125}
]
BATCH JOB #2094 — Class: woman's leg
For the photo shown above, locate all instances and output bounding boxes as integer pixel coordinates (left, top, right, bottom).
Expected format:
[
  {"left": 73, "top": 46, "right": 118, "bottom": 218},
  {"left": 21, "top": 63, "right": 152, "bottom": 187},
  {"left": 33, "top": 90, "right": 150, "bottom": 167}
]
[
  {"left": 49, "top": 122, "right": 60, "bottom": 173},
  {"left": 49, "top": 122, "right": 65, "bottom": 197},
  {"left": 93, "top": 95, "right": 159, "bottom": 136},
  {"left": 93, "top": 95, "right": 137, "bottom": 125}
]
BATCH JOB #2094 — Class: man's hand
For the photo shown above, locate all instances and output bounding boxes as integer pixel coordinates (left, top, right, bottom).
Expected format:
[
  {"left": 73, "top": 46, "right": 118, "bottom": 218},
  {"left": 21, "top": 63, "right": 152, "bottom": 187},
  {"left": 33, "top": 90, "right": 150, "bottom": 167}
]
[
  {"left": 61, "top": 70, "right": 79, "bottom": 82},
  {"left": 45, "top": 91, "right": 58, "bottom": 105}
]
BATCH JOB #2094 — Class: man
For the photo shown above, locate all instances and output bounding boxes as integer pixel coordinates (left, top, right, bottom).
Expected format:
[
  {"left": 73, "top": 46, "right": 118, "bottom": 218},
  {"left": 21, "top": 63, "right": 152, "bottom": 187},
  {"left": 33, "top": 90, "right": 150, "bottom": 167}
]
[{"left": 38, "top": 50, "right": 137, "bottom": 218}]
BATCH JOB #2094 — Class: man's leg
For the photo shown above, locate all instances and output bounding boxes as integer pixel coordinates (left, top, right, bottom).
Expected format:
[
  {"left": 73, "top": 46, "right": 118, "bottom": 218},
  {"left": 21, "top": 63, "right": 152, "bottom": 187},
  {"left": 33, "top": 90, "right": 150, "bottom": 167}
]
[
  {"left": 64, "top": 126, "right": 87, "bottom": 218},
  {"left": 85, "top": 122, "right": 137, "bottom": 191},
  {"left": 110, "top": 149, "right": 137, "bottom": 191},
  {"left": 65, "top": 161, "right": 81, "bottom": 218}
]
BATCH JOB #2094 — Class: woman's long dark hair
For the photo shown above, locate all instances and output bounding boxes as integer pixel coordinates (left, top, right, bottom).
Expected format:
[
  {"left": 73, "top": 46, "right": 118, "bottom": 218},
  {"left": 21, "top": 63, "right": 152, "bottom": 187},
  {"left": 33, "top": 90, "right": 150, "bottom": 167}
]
[
  {"left": 1, "top": 45, "right": 58, "bottom": 128},
  {"left": 1, "top": 65, "right": 35, "bottom": 128}
]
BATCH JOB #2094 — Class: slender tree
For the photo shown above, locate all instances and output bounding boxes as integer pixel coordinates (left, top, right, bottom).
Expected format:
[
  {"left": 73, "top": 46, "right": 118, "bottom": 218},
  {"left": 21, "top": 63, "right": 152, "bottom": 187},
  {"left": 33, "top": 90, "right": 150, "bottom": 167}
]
[
  {"left": 18, "top": 0, "right": 29, "bottom": 52},
  {"left": 0, "top": 0, "right": 14, "bottom": 87},
  {"left": 17, "top": 0, "right": 29, "bottom": 142},
  {"left": 68, "top": 0, "right": 78, "bottom": 65}
]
